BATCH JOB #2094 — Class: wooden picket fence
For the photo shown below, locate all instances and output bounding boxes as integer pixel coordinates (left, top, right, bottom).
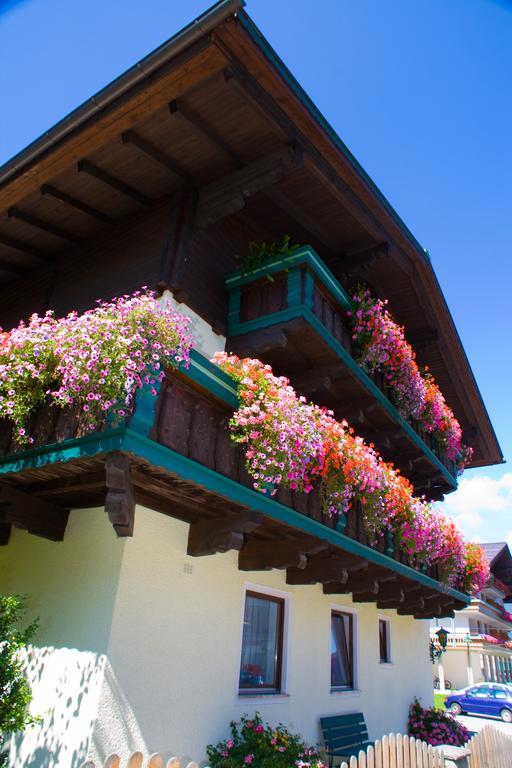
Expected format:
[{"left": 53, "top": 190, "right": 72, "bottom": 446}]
[
  {"left": 465, "top": 724, "right": 512, "bottom": 768},
  {"left": 81, "top": 756, "right": 203, "bottom": 768},
  {"left": 340, "top": 733, "right": 444, "bottom": 768},
  {"left": 81, "top": 725, "right": 512, "bottom": 768}
]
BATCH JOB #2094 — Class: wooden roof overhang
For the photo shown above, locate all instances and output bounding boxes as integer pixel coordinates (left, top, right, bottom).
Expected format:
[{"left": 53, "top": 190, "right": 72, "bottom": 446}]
[
  {"left": 0, "top": 351, "right": 469, "bottom": 618},
  {"left": 0, "top": 1, "right": 502, "bottom": 472}
]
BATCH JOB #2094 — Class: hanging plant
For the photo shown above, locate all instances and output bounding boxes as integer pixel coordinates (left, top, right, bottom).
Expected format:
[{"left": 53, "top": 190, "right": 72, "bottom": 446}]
[
  {"left": 234, "top": 235, "right": 301, "bottom": 278},
  {"left": 0, "top": 290, "right": 192, "bottom": 445},
  {"left": 348, "top": 288, "right": 473, "bottom": 472},
  {"left": 214, "top": 351, "right": 488, "bottom": 593}
]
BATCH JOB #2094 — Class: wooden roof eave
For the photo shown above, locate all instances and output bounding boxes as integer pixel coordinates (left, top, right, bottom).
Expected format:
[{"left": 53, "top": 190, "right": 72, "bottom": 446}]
[{"left": 212, "top": 12, "right": 503, "bottom": 469}]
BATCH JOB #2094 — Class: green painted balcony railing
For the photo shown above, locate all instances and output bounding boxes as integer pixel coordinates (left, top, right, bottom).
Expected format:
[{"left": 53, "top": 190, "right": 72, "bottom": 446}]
[
  {"left": 225, "top": 245, "right": 458, "bottom": 496},
  {"left": 0, "top": 348, "right": 469, "bottom": 608}
]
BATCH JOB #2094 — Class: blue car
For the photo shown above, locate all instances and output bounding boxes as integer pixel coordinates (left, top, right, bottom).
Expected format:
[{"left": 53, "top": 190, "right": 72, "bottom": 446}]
[{"left": 445, "top": 683, "right": 512, "bottom": 722}]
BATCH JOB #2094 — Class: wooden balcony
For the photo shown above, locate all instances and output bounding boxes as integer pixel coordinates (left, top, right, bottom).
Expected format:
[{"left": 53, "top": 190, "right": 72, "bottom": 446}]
[
  {"left": 226, "top": 246, "right": 458, "bottom": 501},
  {"left": 0, "top": 350, "right": 468, "bottom": 618}
]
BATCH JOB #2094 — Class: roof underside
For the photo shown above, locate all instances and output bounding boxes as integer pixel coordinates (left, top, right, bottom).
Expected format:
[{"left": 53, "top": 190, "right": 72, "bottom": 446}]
[{"left": 0, "top": 0, "right": 503, "bottom": 470}]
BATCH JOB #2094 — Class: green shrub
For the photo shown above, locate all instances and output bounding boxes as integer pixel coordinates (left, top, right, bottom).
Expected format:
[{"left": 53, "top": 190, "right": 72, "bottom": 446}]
[
  {"left": 206, "top": 713, "right": 326, "bottom": 768},
  {"left": 0, "top": 596, "right": 40, "bottom": 764}
]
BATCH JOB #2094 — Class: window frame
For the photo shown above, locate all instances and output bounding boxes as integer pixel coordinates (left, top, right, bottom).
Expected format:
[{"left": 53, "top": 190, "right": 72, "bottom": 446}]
[
  {"left": 378, "top": 617, "right": 392, "bottom": 664},
  {"left": 238, "top": 586, "right": 287, "bottom": 696},
  {"left": 330, "top": 608, "right": 356, "bottom": 692}
]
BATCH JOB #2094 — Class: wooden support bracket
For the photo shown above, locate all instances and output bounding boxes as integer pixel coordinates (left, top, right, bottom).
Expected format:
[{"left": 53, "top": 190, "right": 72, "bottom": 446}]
[
  {"left": 0, "top": 483, "right": 69, "bottom": 541},
  {"left": 239, "top": 537, "right": 327, "bottom": 571},
  {"left": 287, "top": 552, "right": 368, "bottom": 585},
  {"left": 105, "top": 453, "right": 135, "bottom": 537},
  {"left": 187, "top": 510, "right": 262, "bottom": 556}
]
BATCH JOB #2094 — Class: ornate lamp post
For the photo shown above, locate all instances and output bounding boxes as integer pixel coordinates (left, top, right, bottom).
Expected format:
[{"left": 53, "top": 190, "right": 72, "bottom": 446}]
[{"left": 430, "top": 627, "right": 450, "bottom": 664}]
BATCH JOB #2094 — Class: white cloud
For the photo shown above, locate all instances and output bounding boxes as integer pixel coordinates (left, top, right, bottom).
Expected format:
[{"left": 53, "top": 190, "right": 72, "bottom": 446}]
[{"left": 438, "top": 472, "right": 512, "bottom": 541}]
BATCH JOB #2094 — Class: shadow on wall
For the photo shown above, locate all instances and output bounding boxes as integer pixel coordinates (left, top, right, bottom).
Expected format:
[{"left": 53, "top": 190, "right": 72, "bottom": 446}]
[
  {"left": 8, "top": 645, "right": 106, "bottom": 768},
  {"left": 89, "top": 659, "right": 149, "bottom": 765}
]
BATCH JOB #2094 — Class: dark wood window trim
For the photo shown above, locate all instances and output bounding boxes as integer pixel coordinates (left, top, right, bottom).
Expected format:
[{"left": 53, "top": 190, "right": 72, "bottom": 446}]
[
  {"left": 330, "top": 609, "right": 354, "bottom": 691},
  {"left": 379, "top": 618, "right": 391, "bottom": 663},
  {"left": 239, "top": 590, "right": 285, "bottom": 695}
]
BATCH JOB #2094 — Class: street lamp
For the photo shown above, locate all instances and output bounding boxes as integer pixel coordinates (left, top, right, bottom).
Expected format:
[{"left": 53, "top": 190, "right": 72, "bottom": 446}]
[{"left": 430, "top": 627, "right": 450, "bottom": 664}]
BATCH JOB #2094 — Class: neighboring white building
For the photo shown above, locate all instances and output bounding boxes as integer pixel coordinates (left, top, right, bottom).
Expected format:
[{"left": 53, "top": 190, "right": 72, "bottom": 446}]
[{"left": 431, "top": 543, "right": 512, "bottom": 691}]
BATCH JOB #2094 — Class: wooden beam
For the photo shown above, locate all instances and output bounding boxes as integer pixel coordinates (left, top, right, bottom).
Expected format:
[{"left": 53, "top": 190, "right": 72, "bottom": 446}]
[
  {"left": 187, "top": 510, "right": 262, "bottom": 556},
  {"left": 223, "top": 66, "right": 289, "bottom": 139},
  {"left": 195, "top": 145, "right": 300, "bottom": 228},
  {"left": 105, "top": 453, "right": 135, "bottom": 537},
  {"left": 322, "top": 576, "right": 351, "bottom": 593},
  {"left": 407, "top": 328, "right": 439, "bottom": 353},
  {"left": 77, "top": 159, "right": 153, "bottom": 208},
  {"left": 291, "top": 364, "right": 347, "bottom": 396},
  {"left": 397, "top": 595, "right": 426, "bottom": 615},
  {"left": 287, "top": 552, "right": 368, "bottom": 585},
  {"left": 239, "top": 536, "right": 327, "bottom": 571},
  {"left": 0, "top": 258, "right": 25, "bottom": 277},
  {"left": 7, "top": 207, "right": 81, "bottom": 245},
  {"left": 376, "top": 588, "right": 406, "bottom": 608},
  {"left": 41, "top": 183, "right": 113, "bottom": 225},
  {"left": 159, "top": 188, "right": 199, "bottom": 297},
  {"left": 227, "top": 327, "right": 290, "bottom": 357},
  {"left": 0, "top": 232, "right": 51, "bottom": 261},
  {"left": 121, "top": 130, "right": 197, "bottom": 187},
  {"left": 340, "top": 243, "right": 389, "bottom": 274},
  {"left": 263, "top": 184, "right": 340, "bottom": 252},
  {"left": 169, "top": 98, "right": 243, "bottom": 168},
  {"left": 0, "top": 483, "right": 69, "bottom": 541}
]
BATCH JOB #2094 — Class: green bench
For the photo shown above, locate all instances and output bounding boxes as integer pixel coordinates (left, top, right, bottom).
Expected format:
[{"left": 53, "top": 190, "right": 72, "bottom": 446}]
[{"left": 320, "top": 713, "right": 374, "bottom": 766}]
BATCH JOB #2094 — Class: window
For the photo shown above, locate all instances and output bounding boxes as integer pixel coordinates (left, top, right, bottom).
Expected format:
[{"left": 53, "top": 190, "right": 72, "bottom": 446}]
[
  {"left": 379, "top": 618, "right": 391, "bottom": 663},
  {"left": 239, "top": 591, "right": 284, "bottom": 693},
  {"left": 330, "top": 610, "right": 354, "bottom": 689}
]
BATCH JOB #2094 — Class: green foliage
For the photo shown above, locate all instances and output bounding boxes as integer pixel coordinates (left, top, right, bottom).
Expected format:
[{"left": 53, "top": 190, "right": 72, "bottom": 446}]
[
  {"left": 0, "top": 595, "right": 40, "bottom": 764},
  {"left": 206, "top": 713, "right": 326, "bottom": 768},
  {"left": 235, "top": 236, "right": 301, "bottom": 277}
]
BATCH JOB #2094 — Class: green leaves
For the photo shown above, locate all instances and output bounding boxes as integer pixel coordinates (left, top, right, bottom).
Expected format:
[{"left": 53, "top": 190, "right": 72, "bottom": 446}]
[
  {"left": 235, "top": 236, "right": 301, "bottom": 278},
  {"left": 0, "top": 595, "right": 40, "bottom": 761}
]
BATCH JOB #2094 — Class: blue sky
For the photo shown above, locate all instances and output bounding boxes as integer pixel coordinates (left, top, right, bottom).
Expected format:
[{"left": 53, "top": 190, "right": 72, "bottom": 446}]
[{"left": 1, "top": 0, "right": 511, "bottom": 544}]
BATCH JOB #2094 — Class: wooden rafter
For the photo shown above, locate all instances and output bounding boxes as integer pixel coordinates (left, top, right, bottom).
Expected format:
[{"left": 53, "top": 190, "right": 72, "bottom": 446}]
[
  {"left": 238, "top": 536, "right": 327, "bottom": 571},
  {"left": 169, "top": 98, "right": 243, "bottom": 168},
  {"left": 0, "top": 483, "right": 69, "bottom": 541},
  {"left": 121, "top": 130, "right": 197, "bottom": 187},
  {"left": 7, "top": 207, "right": 81, "bottom": 245},
  {"left": 187, "top": 510, "right": 262, "bottom": 556},
  {"left": 287, "top": 551, "right": 368, "bottom": 585},
  {"left": 195, "top": 144, "right": 299, "bottom": 228},
  {"left": 77, "top": 159, "right": 153, "bottom": 208},
  {"left": 41, "top": 183, "right": 113, "bottom": 225},
  {"left": 0, "top": 232, "right": 51, "bottom": 260},
  {"left": 105, "top": 453, "right": 135, "bottom": 537}
]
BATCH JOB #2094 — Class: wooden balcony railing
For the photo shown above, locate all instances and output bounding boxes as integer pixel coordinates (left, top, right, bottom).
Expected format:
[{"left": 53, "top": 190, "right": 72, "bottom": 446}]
[
  {"left": 226, "top": 246, "right": 457, "bottom": 500},
  {"left": 0, "top": 350, "right": 468, "bottom": 618}
]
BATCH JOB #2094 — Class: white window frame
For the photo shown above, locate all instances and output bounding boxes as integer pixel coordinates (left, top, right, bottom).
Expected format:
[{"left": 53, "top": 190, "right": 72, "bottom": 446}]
[
  {"left": 378, "top": 614, "right": 392, "bottom": 665},
  {"left": 235, "top": 582, "right": 291, "bottom": 703},
  {"left": 329, "top": 603, "right": 359, "bottom": 694}
]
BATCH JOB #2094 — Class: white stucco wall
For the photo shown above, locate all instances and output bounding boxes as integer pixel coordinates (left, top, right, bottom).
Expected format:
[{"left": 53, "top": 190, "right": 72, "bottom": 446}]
[
  {"left": 161, "top": 289, "right": 226, "bottom": 359},
  {"left": 1, "top": 505, "right": 433, "bottom": 767},
  {"left": 0, "top": 509, "right": 126, "bottom": 767}
]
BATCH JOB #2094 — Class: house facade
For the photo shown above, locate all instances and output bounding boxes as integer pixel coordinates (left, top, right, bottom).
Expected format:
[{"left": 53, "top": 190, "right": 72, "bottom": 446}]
[
  {"left": 431, "top": 544, "right": 512, "bottom": 691},
  {"left": 0, "top": 2, "right": 502, "bottom": 766}
]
